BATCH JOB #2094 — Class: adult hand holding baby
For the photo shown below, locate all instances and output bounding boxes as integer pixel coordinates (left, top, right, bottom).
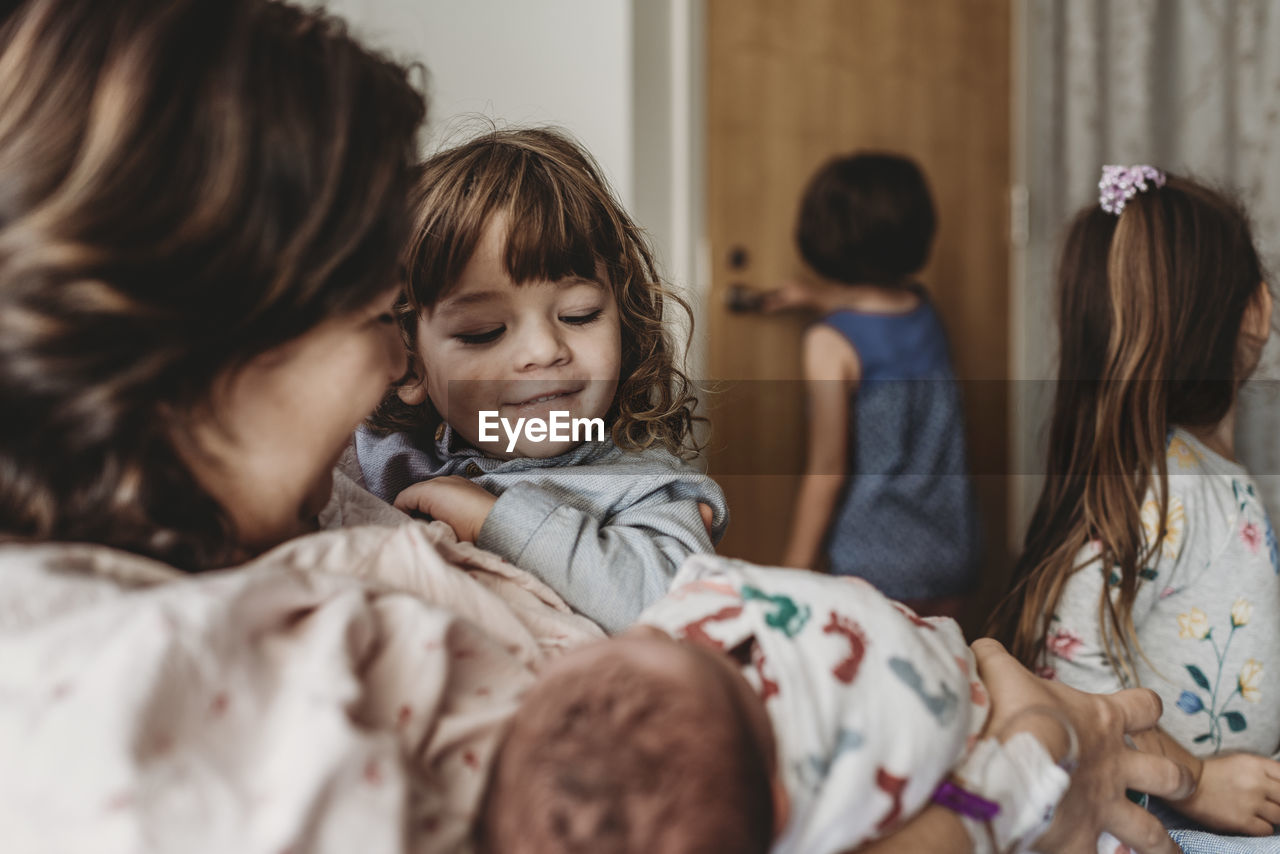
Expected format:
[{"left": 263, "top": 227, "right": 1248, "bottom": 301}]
[{"left": 971, "top": 638, "right": 1195, "bottom": 854}]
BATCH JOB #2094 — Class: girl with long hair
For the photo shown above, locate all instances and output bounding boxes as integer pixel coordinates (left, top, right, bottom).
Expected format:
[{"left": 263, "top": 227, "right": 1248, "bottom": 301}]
[{"left": 989, "top": 167, "right": 1280, "bottom": 835}]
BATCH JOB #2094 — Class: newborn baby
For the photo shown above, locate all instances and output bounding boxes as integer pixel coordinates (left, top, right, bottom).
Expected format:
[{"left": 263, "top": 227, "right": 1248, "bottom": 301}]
[{"left": 477, "top": 556, "right": 1069, "bottom": 853}]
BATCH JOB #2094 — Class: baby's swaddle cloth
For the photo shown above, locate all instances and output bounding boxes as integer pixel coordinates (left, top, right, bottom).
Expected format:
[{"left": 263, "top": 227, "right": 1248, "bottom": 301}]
[{"left": 639, "top": 555, "right": 988, "bottom": 854}]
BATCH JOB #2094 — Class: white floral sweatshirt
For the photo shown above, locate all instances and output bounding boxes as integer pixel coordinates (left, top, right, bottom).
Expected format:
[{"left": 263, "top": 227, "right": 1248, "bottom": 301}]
[{"left": 1042, "top": 429, "right": 1280, "bottom": 757}]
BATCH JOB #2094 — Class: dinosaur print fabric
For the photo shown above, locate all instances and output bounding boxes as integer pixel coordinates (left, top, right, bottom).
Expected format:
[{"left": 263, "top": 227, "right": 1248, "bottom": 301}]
[{"left": 638, "top": 555, "right": 988, "bottom": 854}]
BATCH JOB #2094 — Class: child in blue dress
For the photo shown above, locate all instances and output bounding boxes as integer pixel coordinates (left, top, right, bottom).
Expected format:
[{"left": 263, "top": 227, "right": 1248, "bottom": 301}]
[{"left": 765, "top": 152, "right": 979, "bottom": 616}]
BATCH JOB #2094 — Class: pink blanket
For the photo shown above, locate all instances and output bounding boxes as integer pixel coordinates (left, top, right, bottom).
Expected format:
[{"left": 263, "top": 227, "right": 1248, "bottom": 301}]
[{"left": 0, "top": 470, "right": 603, "bottom": 853}]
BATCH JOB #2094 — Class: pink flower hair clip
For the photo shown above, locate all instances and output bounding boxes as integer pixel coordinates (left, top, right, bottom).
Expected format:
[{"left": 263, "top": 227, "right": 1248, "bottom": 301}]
[{"left": 1098, "top": 164, "right": 1166, "bottom": 215}]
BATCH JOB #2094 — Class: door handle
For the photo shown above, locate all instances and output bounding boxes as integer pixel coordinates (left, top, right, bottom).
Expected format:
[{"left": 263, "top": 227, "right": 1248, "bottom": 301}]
[{"left": 726, "top": 283, "right": 766, "bottom": 313}]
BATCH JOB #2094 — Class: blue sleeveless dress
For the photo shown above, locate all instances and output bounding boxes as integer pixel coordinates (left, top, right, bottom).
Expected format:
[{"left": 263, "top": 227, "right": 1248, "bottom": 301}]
[{"left": 818, "top": 293, "right": 980, "bottom": 599}]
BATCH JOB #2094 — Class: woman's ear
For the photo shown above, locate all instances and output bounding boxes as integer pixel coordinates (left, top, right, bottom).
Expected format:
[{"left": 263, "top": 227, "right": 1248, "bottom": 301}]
[
  {"left": 396, "top": 377, "right": 428, "bottom": 406},
  {"left": 396, "top": 355, "right": 429, "bottom": 406},
  {"left": 1247, "top": 283, "right": 1274, "bottom": 342}
]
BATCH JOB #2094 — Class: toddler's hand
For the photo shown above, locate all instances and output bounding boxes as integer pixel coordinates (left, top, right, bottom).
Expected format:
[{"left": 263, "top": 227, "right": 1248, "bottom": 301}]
[
  {"left": 394, "top": 476, "right": 497, "bottom": 543},
  {"left": 760, "top": 279, "right": 819, "bottom": 313},
  {"left": 697, "top": 502, "right": 713, "bottom": 538},
  {"left": 1172, "top": 753, "right": 1280, "bottom": 835}
]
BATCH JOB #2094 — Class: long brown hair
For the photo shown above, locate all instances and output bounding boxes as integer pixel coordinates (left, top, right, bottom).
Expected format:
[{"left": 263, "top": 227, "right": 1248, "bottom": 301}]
[
  {"left": 368, "top": 127, "right": 702, "bottom": 457},
  {"left": 0, "top": 0, "right": 425, "bottom": 569},
  {"left": 988, "top": 175, "right": 1269, "bottom": 680}
]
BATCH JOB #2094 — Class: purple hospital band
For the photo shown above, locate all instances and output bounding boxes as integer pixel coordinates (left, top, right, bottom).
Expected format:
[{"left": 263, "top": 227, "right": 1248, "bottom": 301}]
[{"left": 931, "top": 779, "right": 1001, "bottom": 821}]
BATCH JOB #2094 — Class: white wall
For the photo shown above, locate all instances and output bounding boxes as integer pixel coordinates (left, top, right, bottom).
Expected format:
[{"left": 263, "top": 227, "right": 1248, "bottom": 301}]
[
  {"left": 310, "top": 0, "right": 632, "bottom": 206},
  {"left": 307, "top": 0, "right": 707, "bottom": 368}
]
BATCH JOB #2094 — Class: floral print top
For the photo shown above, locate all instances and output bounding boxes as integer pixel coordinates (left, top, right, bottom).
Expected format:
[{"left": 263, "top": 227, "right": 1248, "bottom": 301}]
[{"left": 1041, "top": 428, "right": 1280, "bottom": 757}]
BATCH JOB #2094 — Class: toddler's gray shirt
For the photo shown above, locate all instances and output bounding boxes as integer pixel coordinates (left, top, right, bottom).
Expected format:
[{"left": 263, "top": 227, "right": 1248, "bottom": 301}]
[{"left": 354, "top": 424, "right": 728, "bottom": 633}]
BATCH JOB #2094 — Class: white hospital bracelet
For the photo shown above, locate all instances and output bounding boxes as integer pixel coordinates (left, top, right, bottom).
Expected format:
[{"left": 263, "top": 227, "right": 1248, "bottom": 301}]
[{"left": 949, "top": 731, "right": 1072, "bottom": 854}]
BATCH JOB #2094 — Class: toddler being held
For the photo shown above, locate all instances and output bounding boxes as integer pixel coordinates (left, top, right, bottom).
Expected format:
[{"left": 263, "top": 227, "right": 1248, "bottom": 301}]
[{"left": 356, "top": 128, "right": 727, "bottom": 633}]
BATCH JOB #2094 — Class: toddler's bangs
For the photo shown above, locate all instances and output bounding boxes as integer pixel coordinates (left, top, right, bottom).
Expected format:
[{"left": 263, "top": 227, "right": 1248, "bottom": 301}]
[
  {"left": 499, "top": 189, "right": 615, "bottom": 288},
  {"left": 408, "top": 129, "right": 638, "bottom": 307}
]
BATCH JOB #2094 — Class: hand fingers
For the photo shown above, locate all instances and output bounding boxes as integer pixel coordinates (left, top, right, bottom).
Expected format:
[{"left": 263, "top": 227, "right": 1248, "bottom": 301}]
[
  {"left": 968, "top": 638, "right": 1037, "bottom": 713},
  {"left": 1256, "top": 799, "right": 1280, "bottom": 827},
  {"left": 1118, "top": 750, "right": 1197, "bottom": 802},
  {"left": 1102, "top": 802, "right": 1181, "bottom": 854},
  {"left": 1107, "top": 686, "right": 1164, "bottom": 734},
  {"left": 1243, "top": 816, "right": 1276, "bottom": 836},
  {"left": 392, "top": 482, "right": 433, "bottom": 512},
  {"left": 697, "top": 502, "right": 714, "bottom": 536},
  {"left": 970, "top": 637, "right": 1018, "bottom": 685}
]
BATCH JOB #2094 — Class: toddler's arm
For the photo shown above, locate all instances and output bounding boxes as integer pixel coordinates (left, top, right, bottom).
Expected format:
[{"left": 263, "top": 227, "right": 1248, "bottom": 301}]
[
  {"left": 1131, "top": 728, "right": 1280, "bottom": 835},
  {"left": 782, "top": 323, "right": 859, "bottom": 568},
  {"left": 474, "top": 480, "right": 723, "bottom": 633}
]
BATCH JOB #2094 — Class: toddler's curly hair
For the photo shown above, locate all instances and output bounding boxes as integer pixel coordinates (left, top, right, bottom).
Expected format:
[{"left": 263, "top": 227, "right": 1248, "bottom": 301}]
[{"left": 368, "top": 127, "right": 701, "bottom": 457}]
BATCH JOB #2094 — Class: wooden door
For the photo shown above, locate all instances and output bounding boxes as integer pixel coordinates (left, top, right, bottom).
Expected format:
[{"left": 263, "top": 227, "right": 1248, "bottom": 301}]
[{"left": 704, "top": 0, "right": 1012, "bottom": 613}]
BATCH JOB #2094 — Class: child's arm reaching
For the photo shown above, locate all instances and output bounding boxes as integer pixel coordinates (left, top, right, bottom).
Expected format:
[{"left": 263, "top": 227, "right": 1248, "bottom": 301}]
[
  {"left": 781, "top": 323, "right": 859, "bottom": 568},
  {"left": 395, "top": 476, "right": 715, "bottom": 541},
  {"left": 470, "top": 480, "right": 722, "bottom": 634},
  {"left": 1130, "top": 728, "right": 1280, "bottom": 835}
]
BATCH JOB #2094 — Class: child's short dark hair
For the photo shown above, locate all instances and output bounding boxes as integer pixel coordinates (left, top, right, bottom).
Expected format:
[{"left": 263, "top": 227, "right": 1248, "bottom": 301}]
[
  {"left": 476, "top": 652, "right": 774, "bottom": 854},
  {"left": 795, "top": 151, "right": 937, "bottom": 286}
]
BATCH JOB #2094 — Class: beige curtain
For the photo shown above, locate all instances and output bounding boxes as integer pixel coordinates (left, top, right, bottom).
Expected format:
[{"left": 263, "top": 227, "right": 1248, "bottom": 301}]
[{"left": 1017, "top": 0, "right": 1280, "bottom": 521}]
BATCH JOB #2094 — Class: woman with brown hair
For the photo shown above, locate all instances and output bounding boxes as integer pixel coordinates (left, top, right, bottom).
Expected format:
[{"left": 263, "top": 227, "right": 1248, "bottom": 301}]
[
  {"left": 0, "top": 0, "right": 424, "bottom": 568},
  {"left": 989, "top": 166, "right": 1280, "bottom": 836}
]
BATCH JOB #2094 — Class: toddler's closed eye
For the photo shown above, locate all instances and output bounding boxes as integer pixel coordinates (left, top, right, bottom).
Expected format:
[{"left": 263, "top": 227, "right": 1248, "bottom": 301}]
[
  {"left": 561, "top": 310, "right": 602, "bottom": 325},
  {"left": 456, "top": 326, "right": 505, "bottom": 345}
]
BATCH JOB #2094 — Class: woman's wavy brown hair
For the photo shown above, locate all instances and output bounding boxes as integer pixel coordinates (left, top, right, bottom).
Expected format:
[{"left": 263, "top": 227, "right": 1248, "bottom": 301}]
[
  {"left": 368, "top": 127, "right": 702, "bottom": 458},
  {"left": 987, "top": 175, "right": 1270, "bottom": 682},
  {"left": 0, "top": 0, "right": 425, "bottom": 569}
]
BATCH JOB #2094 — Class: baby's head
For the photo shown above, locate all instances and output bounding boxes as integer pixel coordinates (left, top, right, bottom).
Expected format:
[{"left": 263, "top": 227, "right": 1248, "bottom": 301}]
[
  {"left": 477, "top": 628, "right": 783, "bottom": 854},
  {"left": 795, "top": 151, "right": 936, "bottom": 287},
  {"left": 370, "top": 127, "right": 698, "bottom": 460}
]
